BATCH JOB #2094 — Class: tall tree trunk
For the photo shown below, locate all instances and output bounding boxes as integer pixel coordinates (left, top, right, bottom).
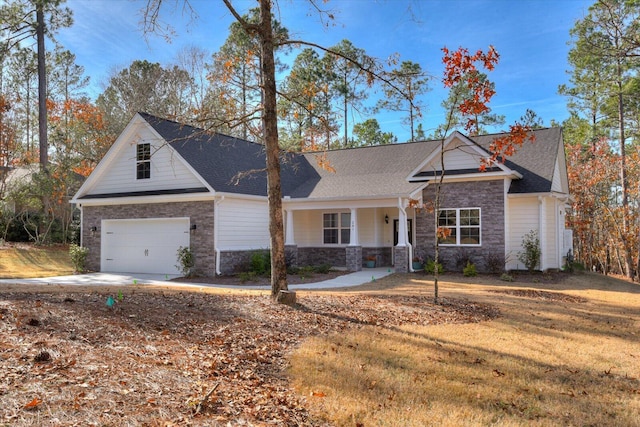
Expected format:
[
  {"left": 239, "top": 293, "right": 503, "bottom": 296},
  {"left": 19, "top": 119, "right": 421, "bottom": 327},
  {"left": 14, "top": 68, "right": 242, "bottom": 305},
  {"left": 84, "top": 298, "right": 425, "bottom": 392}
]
[
  {"left": 616, "top": 62, "right": 632, "bottom": 279},
  {"left": 343, "top": 73, "right": 347, "bottom": 147},
  {"left": 36, "top": 2, "right": 47, "bottom": 170},
  {"left": 258, "top": 0, "right": 289, "bottom": 300}
]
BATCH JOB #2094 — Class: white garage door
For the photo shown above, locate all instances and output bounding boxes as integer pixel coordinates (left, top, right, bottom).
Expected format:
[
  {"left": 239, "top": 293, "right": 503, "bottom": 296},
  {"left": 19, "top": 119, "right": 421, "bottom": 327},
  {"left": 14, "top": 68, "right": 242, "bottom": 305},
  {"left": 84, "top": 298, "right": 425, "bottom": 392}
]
[{"left": 101, "top": 218, "right": 190, "bottom": 275}]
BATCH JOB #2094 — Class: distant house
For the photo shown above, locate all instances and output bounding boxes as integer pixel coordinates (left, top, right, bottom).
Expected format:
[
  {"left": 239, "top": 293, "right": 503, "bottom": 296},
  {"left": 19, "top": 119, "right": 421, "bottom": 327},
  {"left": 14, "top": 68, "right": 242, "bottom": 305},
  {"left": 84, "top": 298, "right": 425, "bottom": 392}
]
[
  {"left": 0, "top": 165, "right": 38, "bottom": 213},
  {"left": 71, "top": 112, "right": 572, "bottom": 276}
]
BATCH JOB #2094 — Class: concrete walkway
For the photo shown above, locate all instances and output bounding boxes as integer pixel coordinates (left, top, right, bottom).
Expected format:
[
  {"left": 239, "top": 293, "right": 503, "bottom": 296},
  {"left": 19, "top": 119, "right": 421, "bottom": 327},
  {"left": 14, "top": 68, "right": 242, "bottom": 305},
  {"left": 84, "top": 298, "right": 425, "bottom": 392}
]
[{"left": 0, "top": 267, "right": 394, "bottom": 290}]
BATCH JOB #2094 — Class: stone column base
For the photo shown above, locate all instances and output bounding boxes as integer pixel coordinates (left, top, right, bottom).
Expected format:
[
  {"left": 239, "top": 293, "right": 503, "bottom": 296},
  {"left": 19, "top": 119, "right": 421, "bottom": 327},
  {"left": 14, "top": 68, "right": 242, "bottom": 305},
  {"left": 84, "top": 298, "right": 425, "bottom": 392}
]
[
  {"left": 345, "top": 246, "right": 363, "bottom": 271},
  {"left": 394, "top": 246, "right": 409, "bottom": 273}
]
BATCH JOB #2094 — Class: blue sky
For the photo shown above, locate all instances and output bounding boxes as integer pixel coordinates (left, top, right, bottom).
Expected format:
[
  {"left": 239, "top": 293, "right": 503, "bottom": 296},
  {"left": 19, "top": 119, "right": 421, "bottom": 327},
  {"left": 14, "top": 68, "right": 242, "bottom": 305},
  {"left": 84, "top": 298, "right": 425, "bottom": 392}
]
[{"left": 57, "top": 0, "right": 592, "bottom": 141}]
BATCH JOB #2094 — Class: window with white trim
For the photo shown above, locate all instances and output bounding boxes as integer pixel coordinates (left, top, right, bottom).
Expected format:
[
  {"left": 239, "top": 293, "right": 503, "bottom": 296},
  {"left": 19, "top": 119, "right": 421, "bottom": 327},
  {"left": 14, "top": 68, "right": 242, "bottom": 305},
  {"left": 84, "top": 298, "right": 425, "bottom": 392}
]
[
  {"left": 136, "top": 143, "right": 151, "bottom": 180},
  {"left": 323, "top": 212, "right": 351, "bottom": 244},
  {"left": 438, "top": 208, "right": 481, "bottom": 245}
]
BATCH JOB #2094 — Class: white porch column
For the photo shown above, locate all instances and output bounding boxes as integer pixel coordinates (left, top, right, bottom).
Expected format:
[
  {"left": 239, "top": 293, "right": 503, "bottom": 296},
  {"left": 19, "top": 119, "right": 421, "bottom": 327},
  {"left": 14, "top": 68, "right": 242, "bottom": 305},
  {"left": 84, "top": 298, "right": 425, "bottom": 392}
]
[
  {"left": 396, "top": 202, "right": 408, "bottom": 246},
  {"left": 349, "top": 208, "right": 359, "bottom": 246},
  {"left": 285, "top": 209, "right": 295, "bottom": 245}
]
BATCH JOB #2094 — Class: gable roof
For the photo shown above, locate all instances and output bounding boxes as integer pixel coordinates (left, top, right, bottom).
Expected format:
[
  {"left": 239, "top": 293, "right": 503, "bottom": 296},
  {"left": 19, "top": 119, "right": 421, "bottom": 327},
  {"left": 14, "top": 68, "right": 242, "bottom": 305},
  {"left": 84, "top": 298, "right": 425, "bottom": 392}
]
[
  {"left": 139, "top": 112, "right": 320, "bottom": 198},
  {"left": 101, "top": 113, "right": 565, "bottom": 201},
  {"left": 472, "top": 127, "right": 564, "bottom": 194}
]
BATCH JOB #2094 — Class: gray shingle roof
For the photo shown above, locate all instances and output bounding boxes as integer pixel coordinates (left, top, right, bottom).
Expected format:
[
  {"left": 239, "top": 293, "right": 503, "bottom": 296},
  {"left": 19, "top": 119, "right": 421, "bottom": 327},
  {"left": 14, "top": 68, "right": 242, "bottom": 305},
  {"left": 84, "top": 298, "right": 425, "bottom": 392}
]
[
  {"left": 472, "top": 127, "right": 562, "bottom": 194},
  {"left": 140, "top": 113, "right": 563, "bottom": 199},
  {"left": 140, "top": 112, "right": 319, "bottom": 197}
]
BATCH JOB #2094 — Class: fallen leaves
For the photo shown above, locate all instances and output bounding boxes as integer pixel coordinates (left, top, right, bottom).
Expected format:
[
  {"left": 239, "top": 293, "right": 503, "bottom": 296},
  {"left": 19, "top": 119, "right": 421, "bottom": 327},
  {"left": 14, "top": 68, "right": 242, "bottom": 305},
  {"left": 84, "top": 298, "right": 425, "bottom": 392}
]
[
  {"left": 0, "top": 289, "right": 497, "bottom": 426},
  {"left": 23, "top": 398, "right": 41, "bottom": 410}
]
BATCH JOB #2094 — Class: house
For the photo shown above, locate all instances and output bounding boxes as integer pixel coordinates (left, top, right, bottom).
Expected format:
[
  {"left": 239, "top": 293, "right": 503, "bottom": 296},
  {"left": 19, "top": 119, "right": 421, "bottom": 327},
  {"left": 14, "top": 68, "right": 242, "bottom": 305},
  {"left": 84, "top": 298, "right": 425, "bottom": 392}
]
[{"left": 71, "top": 112, "right": 572, "bottom": 276}]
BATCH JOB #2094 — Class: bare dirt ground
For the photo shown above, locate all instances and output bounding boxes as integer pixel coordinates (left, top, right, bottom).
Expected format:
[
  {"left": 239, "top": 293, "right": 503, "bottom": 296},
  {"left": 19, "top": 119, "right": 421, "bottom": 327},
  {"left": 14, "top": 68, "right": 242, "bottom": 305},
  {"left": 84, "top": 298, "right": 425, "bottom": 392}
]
[{"left": 0, "top": 279, "right": 497, "bottom": 426}]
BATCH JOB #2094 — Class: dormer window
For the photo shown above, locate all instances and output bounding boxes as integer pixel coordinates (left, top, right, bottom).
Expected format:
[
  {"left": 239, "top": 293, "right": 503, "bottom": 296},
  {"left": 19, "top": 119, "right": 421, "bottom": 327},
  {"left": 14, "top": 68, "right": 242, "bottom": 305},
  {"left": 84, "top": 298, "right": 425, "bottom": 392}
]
[{"left": 136, "top": 143, "right": 151, "bottom": 180}]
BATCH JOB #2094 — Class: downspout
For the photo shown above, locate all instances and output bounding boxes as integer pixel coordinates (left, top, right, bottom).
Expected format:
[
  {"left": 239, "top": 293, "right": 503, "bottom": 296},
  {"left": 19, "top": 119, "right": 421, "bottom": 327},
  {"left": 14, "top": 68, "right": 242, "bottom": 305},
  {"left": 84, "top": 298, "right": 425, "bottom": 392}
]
[
  {"left": 538, "top": 196, "right": 546, "bottom": 271},
  {"left": 398, "top": 197, "right": 414, "bottom": 272},
  {"left": 214, "top": 195, "right": 225, "bottom": 275},
  {"left": 79, "top": 204, "right": 83, "bottom": 247}
]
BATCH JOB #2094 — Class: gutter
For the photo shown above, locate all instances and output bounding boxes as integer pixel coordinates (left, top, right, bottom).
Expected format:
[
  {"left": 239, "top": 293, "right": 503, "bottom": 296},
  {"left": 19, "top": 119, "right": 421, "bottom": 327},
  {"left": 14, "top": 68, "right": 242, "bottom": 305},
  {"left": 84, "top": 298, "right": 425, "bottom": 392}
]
[{"left": 398, "top": 197, "right": 414, "bottom": 273}]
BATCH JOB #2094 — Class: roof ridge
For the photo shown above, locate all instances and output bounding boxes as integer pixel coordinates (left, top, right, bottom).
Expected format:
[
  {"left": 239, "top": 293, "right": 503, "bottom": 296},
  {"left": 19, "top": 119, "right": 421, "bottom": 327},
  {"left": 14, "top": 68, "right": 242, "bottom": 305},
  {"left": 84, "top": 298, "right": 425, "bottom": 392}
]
[{"left": 137, "top": 111, "right": 266, "bottom": 148}]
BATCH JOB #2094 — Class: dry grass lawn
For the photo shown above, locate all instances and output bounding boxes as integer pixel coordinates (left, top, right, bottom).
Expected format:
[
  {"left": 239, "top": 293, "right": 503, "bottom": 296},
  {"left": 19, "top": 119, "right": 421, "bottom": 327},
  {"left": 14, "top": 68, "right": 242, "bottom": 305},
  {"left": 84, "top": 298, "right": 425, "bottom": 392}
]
[
  {"left": 1, "top": 249, "right": 639, "bottom": 426},
  {"left": 0, "top": 244, "right": 73, "bottom": 278},
  {"left": 290, "top": 273, "right": 640, "bottom": 426}
]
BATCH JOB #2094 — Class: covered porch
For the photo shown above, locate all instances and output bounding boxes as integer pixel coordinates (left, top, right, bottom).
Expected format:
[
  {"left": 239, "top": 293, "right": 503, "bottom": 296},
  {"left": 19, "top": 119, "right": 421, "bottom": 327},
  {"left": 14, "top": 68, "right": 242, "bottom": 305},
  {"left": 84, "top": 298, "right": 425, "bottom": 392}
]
[{"left": 283, "top": 197, "right": 419, "bottom": 272}]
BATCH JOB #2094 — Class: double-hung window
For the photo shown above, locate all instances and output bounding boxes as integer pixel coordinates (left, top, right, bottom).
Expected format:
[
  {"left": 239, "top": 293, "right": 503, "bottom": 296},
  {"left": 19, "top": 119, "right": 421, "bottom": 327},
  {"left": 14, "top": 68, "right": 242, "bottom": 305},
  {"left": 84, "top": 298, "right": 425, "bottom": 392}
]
[
  {"left": 136, "top": 143, "right": 151, "bottom": 180},
  {"left": 323, "top": 212, "right": 351, "bottom": 244},
  {"left": 438, "top": 208, "right": 481, "bottom": 245}
]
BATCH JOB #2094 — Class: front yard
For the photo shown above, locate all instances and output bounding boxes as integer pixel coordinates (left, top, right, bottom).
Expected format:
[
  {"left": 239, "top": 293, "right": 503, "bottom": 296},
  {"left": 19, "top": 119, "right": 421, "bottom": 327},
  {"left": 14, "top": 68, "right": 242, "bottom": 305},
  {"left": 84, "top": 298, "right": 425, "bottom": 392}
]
[{"left": 0, "top": 256, "right": 639, "bottom": 425}]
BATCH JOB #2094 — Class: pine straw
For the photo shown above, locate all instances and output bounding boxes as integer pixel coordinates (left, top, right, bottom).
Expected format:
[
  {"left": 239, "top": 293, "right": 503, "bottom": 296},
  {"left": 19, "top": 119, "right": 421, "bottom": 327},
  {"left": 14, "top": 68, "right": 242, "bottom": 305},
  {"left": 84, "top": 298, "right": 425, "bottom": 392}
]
[{"left": 0, "top": 286, "right": 496, "bottom": 426}]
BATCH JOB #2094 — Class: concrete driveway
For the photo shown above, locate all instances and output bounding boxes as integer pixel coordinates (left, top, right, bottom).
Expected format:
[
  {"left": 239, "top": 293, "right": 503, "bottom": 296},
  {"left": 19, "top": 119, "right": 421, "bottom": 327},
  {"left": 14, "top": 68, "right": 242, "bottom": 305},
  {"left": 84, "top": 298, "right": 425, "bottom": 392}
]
[{"left": 0, "top": 268, "right": 393, "bottom": 290}]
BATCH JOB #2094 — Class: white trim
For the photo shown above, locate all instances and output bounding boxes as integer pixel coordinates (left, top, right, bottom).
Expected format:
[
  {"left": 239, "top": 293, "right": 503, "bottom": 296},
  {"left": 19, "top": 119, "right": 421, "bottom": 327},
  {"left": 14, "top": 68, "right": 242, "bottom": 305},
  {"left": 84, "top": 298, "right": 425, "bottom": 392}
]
[
  {"left": 284, "top": 197, "right": 407, "bottom": 211},
  {"left": 74, "top": 192, "right": 216, "bottom": 206},
  {"left": 405, "top": 131, "right": 519, "bottom": 181},
  {"left": 538, "top": 196, "right": 546, "bottom": 271},
  {"left": 508, "top": 191, "right": 569, "bottom": 199},
  {"left": 409, "top": 170, "right": 522, "bottom": 183},
  {"left": 504, "top": 178, "right": 511, "bottom": 268},
  {"left": 349, "top": 208, "right": 359, "bottom": 246},
  {"left": 285, "top": 209, "right": 295, "bottom": 246},
  {"left": 79, "top": 205, "right": 84, "bottom": 247}
]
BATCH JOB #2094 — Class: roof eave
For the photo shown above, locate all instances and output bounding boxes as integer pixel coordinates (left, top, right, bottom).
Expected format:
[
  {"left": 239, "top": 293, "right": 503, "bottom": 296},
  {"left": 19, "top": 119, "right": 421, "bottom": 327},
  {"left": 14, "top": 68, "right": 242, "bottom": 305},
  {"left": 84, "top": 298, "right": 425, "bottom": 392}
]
[{"left": 409, "top": 170, "right": 522, "bottom": 183}]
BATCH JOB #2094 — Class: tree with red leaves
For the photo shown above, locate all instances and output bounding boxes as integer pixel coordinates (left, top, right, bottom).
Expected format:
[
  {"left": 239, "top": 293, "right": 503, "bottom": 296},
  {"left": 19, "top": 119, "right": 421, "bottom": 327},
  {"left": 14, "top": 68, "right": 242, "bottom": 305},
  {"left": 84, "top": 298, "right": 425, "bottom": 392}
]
[{"left": 428, "top": 46, "right": 535, "bottom": 303}]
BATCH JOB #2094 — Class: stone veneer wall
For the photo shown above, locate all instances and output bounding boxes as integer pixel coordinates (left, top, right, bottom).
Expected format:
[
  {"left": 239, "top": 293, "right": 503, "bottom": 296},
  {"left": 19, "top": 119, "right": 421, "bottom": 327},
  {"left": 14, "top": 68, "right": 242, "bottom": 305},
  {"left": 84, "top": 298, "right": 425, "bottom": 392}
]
[
  {"left": 415, "top": 180, "right": 505, "bottom": 272},
  {"left": 362, "top": 247, "right": 392, "bottom": 268},
  {"left": 82, "top": 200, "right": 215, "bottom": 276},
  {"left": 298, "top": 247, "right": 347, "bottom": 268}
]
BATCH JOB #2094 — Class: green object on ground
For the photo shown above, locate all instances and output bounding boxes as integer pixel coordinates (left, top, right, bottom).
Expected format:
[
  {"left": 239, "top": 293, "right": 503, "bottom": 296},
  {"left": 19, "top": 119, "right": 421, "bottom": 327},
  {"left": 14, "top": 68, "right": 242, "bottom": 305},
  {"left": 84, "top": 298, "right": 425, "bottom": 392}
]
[{"left": 106, "top": 296, "right": 115, "bottom": 307}]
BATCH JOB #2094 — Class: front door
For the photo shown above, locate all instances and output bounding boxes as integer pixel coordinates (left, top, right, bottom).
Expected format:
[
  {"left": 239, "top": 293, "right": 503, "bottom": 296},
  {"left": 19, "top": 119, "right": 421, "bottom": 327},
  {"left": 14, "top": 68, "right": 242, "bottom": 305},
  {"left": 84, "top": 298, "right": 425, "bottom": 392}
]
[{"left": 393, "top": 219, "right": 413, "bottom": 245}]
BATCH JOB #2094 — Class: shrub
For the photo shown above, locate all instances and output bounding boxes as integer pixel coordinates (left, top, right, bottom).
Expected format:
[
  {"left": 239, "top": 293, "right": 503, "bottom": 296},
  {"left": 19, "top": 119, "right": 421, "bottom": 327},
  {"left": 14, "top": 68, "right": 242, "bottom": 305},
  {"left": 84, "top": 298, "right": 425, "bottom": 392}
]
[
  {"left": 314, "top": 263, "right": 332, "bottom": 274},
  {"left": 563, "top": 249, "right": 574, "bottom": 273},
  {"left": 463, "top": 261, "right": 477, "bottom": 277},
  {"left": 500, "top": 273, "right": 514, "bottom": 282},
  {"left": 175, "top": 246, "right": 195, "bottom": 277},
  {"left": 424, "top": 259, "right": 443, "bottom": 274},
  {"left": 454, "top": 248, "right": 472, "bottom": 271},
  {"left": 69, "top": 244, "right": 89, "bottom": 273},
  {"left": 484, "top": 251, "right": 506, "bottom": 274},
  {"left": 517, "top": 230, "right": 541, "bottom": 272},
  {"left": 249, "top": 250, "right": 271, "bottom": 276},
  {"left": 297, "top": 265, "right": 315, "bottom": 278}
]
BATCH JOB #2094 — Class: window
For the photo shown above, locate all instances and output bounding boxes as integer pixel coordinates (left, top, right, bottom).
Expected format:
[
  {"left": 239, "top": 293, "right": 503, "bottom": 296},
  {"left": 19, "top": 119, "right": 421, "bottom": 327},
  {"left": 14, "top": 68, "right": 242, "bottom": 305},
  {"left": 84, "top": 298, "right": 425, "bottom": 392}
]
[
  {"left": 438, "top": 208, "right": 480, "bottom": 245},
  {"left": 136, "top": 143, "right": 151, "bottom": 180},
  {"left": 323, "top": 212, "right": 351, "bottom": 244}
]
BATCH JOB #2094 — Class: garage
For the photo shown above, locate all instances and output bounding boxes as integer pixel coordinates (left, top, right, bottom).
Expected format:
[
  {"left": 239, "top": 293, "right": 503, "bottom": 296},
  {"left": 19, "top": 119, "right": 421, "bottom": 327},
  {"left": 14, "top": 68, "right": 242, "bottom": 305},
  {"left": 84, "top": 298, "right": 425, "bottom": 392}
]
[{"left": 101, "top": 218, "right": 190, "bottom": 275}]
